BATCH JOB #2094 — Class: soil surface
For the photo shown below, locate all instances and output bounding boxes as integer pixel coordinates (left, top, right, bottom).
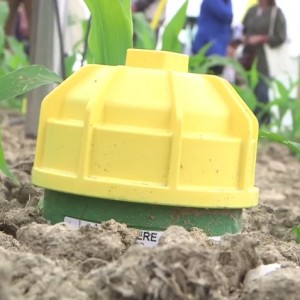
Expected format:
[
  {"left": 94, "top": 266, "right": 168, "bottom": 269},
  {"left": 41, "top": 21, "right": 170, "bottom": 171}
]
[{"left": 1, "top": 110, "right": 300, "bottom": 299}]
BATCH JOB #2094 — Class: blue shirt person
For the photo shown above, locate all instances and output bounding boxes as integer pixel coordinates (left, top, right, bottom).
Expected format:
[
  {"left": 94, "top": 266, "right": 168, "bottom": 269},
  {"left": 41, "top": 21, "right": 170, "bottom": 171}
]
[{"left": 192, "top": 0, "right": 233, "bottom": 57}]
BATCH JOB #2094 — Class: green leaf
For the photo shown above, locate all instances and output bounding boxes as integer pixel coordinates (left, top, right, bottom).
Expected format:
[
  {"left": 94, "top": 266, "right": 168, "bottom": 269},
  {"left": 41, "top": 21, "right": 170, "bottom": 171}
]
[
  {"left": 259, "top": 129, "right": 300, "bottom": 155},
  {"left": 161, "top": 1, "right": 188, "bottom": 53},
  {"left": 0, "top": 1, "right": 9, "bottom": 54},
  {"left": 0, "top": 2, "right": 9, "bottom": 27},
  {"left": 0, "top": 65, "right": 62, "bottom": 101},
  {"left": 292, "top": 226, "right": 300, "bottom": 243},
  {"left": 188, "top": 42, "right": 212, "bottom": 69},
  {"left": 233, "top": 84, "right": 257, "bottom": 111},
  {"left": 0, "top": 129, "right": 18, "bottom": 184},
  {"left": 191, "top": 54, "right": 249, "bottom": 83},
  {"left": 133, "top": 13, "right": 156, "bottom": 50},
  {"left": 274, "top": 79, "right": 289, "bottom": 100},
  {"left": 64, "top": 53, "right": 77, "bottom": 78},
  {"left": 84, "top": 0, "right": 133, "bottom": 65},
  {"left": 248, "top": 60, "right": 259, "bottom": 89},
  {"left": 4, "top": 37, "right": 29, "bottom": 69}
]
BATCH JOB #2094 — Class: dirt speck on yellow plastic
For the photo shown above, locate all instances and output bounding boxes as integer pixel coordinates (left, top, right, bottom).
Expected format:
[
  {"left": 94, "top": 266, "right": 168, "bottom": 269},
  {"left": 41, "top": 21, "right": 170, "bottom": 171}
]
[{"left": 32, "top": 49, "right": 259, "bottom": 208}]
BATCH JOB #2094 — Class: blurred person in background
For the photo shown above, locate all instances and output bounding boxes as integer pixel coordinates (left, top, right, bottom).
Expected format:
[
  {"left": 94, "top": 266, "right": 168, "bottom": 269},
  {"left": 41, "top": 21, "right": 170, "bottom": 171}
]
[
  {"left": 241, "top": 0, "right": 286, "bottom": 125},
  {"left": 4, "top": 0, "right": 32, "bottom": 54},
  {"left": 192, "top": 0, "right": 233, "bottom": 75},
  {"left": 132, "top": 0, "right": 164, "bottom": 25}
]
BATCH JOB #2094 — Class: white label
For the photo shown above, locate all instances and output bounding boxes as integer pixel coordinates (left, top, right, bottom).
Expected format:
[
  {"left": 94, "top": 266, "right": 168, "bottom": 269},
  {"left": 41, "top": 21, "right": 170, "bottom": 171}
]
[
  {"left": 136, "top": 230, "right": 163, "bottom": 247},
  {"left": 63, "top": 216, "right": 163, "bottom": 247},
  {"left": 63, "top": 216, "right": 222, "bottom": 246}
]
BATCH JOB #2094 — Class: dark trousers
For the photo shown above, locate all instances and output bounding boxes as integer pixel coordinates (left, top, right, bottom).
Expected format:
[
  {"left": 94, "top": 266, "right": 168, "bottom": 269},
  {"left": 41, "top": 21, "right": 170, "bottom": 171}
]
[{"left": 254, "top": 79, "right": 270, "bottom": 126}]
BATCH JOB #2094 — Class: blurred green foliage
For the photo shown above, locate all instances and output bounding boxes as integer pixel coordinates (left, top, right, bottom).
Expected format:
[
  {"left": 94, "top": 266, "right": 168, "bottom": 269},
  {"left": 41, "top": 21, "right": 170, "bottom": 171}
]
[
  {"left": 84, "top": 0, "right": 133, "bottom": 65},
  {"left": 0, "top": 0, "right": 300, "bottom": 183}
]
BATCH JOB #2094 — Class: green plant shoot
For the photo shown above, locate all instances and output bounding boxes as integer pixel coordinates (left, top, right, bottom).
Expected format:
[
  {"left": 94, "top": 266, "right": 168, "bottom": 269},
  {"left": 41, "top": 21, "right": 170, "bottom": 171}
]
[
  {"left": 292, "top": 225, "right": 300, "bottom": 244},
  {"left": 259, "top": 129, "right": 300, "bottom": 155},
  {"left": 84, "top": 0, "right": 133, "bottom": 65},
  {"left": 0, "top": 130, "right": 17, "bottom": 183},
  {"left": 161, "top": 1, "right": 188, "bottom": 53},
  {"left": 132, "top": 13, "right": 156, "bottom": 50},
  {"left": 0, "top": 65, "right": 62, "bottom": 102},
  {"left": 0, "top": 2, "right": 9, "bottom": 55}
]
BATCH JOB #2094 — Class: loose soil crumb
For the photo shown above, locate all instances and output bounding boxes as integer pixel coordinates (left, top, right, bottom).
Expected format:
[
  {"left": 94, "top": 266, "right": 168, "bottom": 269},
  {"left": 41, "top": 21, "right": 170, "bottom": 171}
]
[
  {"left": 241, "top": 268, "right": 300, "bottom": 300},
  {"left": 1, "top": 110, "right": 300, "bottom": 299},
  {"left": 17, "top": 221, "right": 138, "bottom": 268}
]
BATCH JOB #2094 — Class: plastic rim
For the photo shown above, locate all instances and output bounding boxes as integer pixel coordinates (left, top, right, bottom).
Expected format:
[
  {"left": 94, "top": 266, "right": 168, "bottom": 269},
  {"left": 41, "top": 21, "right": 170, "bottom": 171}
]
[{"left": 43, "top": 189, "right": 242, "bottom": 236}]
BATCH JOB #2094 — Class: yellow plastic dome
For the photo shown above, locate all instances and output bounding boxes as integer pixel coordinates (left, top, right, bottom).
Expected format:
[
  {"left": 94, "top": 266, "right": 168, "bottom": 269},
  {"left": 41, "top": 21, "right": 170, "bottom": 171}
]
[{"left": 32, "top": 49, "right": 259, "bottom": 208}]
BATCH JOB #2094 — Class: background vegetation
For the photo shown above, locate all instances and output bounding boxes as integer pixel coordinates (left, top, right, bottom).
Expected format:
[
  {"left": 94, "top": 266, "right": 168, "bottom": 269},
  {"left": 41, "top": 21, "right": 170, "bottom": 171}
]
[{"left": 0, "top": 0, "right": 300, "bottom": 181}]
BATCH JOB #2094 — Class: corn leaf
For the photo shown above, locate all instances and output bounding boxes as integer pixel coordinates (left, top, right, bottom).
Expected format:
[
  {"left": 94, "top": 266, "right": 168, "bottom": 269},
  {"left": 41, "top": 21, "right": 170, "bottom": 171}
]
[
  {"left": 233, "top": 84, "right": 257, "bottom": 111},
  {"left": 248, "top": 60, "right": 259, "bottom": 89},
  {"left": 0, "top": 2, "right": 8, "bottom": 27},
  {"left": 259, "top": 129, "right": 300, "bottom": 155},
  {"left": 84, "top": 0, "right": 133, "bottom": 65},
  {"left": 188, "top": 43, "right": 212, "bottom": 70},
  {"left": 133, "top": 13, "right": 156, "bottom": 50},
  {"left": 0, "top": 1, "right": 9, "bottom": 54},
  {"left": 0, "top": 130, "right": 18, "bottom": 184},
  {"left": 292, "top": 226, "right": 300, "bottom": 243},
  {"left": 0, "top": 65, "right": 62, "bottom": 101},
  {"left": 161, "top": 1, "right": 188, "bottom": 53}
]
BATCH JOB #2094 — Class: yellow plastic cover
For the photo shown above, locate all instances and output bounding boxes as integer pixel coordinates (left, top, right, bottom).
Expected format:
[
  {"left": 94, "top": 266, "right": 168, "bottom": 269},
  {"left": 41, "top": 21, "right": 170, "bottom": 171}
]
[{"left": 32, "top": 49, "right": 259, "bottom": 208}]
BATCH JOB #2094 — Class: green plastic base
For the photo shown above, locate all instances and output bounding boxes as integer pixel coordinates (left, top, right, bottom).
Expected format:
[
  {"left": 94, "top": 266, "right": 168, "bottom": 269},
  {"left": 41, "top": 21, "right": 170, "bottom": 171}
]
[{"left": 43, "top": 189, "right": 242, "bottom": 236}]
